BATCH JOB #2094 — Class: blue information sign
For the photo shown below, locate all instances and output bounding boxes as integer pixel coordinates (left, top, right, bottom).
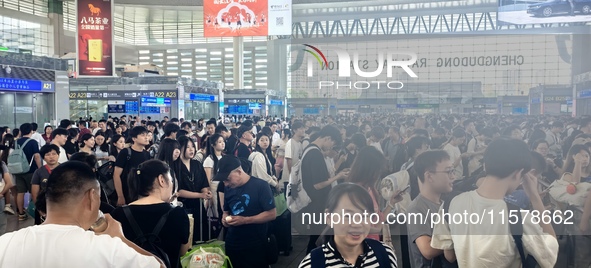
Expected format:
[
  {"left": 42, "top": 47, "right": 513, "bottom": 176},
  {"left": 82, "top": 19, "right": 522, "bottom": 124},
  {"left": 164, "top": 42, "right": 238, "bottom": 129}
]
[
  {"left": 579, "top": 90, "right": 591, "bottom": 99},
  {"left": 189, "top": 93, "right": 216, "bottom": 102},
  {"left": 125, "top": 101, "right": 139, "bottom": 113},
  {"left": 0, "top": 78, "right": 54, "bottom": 92},
  {"left": 269, "top": 100, "right": 284, "bottom": 106},
  {"left": 141, "top": 97, "right": 171, "bottom": 107}
]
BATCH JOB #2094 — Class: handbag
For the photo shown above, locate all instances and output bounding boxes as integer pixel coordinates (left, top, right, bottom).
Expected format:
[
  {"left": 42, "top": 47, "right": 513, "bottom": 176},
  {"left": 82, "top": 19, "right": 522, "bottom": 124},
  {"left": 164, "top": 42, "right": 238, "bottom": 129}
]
[{"left": 274, "top": 191, "right": 288, "bottom": 216}]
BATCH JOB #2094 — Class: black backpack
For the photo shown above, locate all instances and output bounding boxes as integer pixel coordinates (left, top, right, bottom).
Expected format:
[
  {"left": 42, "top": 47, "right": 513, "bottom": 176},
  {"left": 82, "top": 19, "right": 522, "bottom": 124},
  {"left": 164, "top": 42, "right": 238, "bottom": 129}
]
[
  {"left": 122, "top": 206, "right": 173, "bottom": 268},
  {"left": 97, "top": 161, "right": 116, "bottom": 204},
  {"left": 97, "top": 148, "right": 131, "bottom": 205}
]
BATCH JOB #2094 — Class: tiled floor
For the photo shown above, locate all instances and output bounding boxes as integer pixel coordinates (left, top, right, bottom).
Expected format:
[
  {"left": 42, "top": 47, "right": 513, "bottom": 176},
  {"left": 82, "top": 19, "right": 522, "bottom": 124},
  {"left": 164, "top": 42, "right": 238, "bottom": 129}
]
[{"left": 4, "top": 212, "right": 307, "bottom": 268}]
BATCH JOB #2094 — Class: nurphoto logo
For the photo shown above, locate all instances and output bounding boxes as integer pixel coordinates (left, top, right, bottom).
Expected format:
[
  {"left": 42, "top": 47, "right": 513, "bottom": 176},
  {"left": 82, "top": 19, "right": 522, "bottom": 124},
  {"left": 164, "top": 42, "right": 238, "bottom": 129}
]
[{"left": 302, "top": 44, "right": 419, "bottom": 90}]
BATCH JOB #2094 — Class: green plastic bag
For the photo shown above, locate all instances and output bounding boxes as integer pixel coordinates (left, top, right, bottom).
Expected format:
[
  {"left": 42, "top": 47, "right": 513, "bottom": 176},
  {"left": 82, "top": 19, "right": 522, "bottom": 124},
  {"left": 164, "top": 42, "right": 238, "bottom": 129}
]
[
  {"left": 181, "top": 240, "right": 233, "bottom": 268},
  {"left": 274, "top": 192, "right": 287, "bottom": 216}
]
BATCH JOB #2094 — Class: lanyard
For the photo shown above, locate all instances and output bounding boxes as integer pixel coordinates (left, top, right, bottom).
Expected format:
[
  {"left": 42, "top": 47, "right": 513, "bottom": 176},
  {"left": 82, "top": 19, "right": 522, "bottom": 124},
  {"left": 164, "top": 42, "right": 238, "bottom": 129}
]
[{"left": 44, "top": 165, "right": 52, "bottom": 175}]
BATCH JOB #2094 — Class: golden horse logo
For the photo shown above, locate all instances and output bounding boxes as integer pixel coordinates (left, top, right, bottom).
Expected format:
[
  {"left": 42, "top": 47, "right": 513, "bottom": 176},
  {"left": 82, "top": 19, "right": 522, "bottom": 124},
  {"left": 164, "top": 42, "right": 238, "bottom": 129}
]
[{"left": 88, "top": 4, "right": 101, "bottom": 16}]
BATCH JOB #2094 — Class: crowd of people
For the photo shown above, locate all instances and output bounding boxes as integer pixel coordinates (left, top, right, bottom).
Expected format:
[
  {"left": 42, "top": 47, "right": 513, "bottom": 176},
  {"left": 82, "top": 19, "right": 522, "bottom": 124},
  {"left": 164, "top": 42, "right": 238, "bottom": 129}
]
[{"left": 0, "top": 113, "right": 589, "bottom": 267}]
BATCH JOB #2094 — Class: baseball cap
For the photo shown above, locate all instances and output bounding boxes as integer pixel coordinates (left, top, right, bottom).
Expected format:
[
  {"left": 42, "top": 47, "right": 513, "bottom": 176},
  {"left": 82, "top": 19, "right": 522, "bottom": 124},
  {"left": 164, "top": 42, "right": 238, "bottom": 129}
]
[
  {"left": 237, "top": 125, "right": 252, "bottom": 138},
  {"left": 214, "top": 155, "right": 242, "bottom": 181}
]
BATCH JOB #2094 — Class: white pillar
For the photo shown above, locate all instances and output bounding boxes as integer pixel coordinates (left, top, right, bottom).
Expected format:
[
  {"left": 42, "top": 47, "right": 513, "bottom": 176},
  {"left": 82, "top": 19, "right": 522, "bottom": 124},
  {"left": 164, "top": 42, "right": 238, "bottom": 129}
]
[{"left": 233, "top": 37, "right": 244, "bottom": 89}]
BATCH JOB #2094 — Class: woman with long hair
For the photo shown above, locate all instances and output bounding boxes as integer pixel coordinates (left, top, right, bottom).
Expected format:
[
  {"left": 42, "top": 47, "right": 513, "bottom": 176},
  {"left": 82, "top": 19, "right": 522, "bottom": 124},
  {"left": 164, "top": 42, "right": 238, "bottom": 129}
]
[
  {"left": 41, "top": 125, "right": 53, "bottom": 144},
  {"left": 111, "top": 159, "right": 190, "bottom": 268},
  {"left": 105, "top": 121, "right": 115, "bottom": 141},
  {"left": 346, "top": 146, "right": 402, "bottom": 241},
  {"left": 274, "top": 129, "right": 291, "bottom": 180},
  {"left": 531, "top": 139, "right": 562, "bottom": 182},
  {"left": 549, "top": 145, "right": 591, "bottom": 267},
  {"left": 0, "top": 134, "right": 14, "bottom": 165},
  {"left": 203, "top": 133, "right": 226, "bottom": 238},
  {"left": 94, "top": 131, "right": 112, "bottom": 166},
  {"left": 203, "top": 134, "right": 225, "bottom": 183},
  {"left": 298, "top": 183, "right": 398, "bottom": 267},
  {"left": 174, "top": 136, "right": 212, "bottom": 242},
  {"left": 63, "top": 128, "right": 79, "bottom": 158},
  {"left": 78, "top": 133, "right": 95, "bottom": 156},
  {"left": 157, "top": 138, "right": 181, "bottom": 196},
  {"left": 560, "top": 144, "right": 591, "bottom": 183},
  {"left": 109, "top": 134, "right": 125, "bottom": 159},
  {"left": 249, "top": 133, "right": 279, "bottom": 190}
]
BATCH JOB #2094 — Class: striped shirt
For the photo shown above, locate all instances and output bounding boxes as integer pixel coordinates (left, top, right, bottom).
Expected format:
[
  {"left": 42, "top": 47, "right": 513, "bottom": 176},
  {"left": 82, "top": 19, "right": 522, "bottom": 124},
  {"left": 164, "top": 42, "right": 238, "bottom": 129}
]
[{"left": 298, "top": 239, "right": 398, "bottom": 268}]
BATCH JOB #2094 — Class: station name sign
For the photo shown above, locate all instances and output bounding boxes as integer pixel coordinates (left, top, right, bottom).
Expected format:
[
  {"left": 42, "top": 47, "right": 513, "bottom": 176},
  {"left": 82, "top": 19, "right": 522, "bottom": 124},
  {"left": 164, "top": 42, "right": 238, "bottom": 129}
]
[{"left": 69, "top": 90, "right": 177, "bottom": 99}]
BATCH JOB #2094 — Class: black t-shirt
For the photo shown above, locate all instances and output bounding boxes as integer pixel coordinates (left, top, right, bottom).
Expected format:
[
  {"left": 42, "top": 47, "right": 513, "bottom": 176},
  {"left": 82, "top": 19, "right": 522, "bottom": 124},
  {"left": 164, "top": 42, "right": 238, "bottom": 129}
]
[
  {"left": 63, "top": 140, "right": 78, "bottom": 156},
  {"left": 301, "top": 144, "right": 331, "bottom": 214},
  {"left": 111, "top": 204, "right": 189, "bottom": 268},
  {"left": 31, "top": 165, "right": 51, "bottom": 190},
  {"left": 175, "top": 159, "right": 209, "bottom": 210},
  {"left": 223, "top": 176, "right": 275, "bottom": 250},
  {"left": 16, "top": 138, "right": 40, "bottom": 173},
  {"left": 234, "top": 143, "right": 252, "bottom": 158},
  {"left": 114, "top": 147, "right": 151, "bottom": 203}
]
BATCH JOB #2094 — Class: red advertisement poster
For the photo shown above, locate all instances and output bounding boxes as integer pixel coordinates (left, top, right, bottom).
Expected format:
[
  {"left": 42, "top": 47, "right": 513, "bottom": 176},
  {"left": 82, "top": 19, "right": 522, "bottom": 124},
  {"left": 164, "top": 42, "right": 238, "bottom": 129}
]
[
  {"left": 76, "top": 0, "right": 113, "bottom": 76},
  {"left": 204, "top": 0, "right": 268, "bottom": 37}
]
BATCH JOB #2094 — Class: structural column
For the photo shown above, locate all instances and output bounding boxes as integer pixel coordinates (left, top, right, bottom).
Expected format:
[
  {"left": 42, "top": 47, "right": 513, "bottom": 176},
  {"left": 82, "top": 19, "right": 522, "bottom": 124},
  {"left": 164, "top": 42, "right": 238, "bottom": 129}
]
[
  {"left": 48, "top": 0, "right": 67, "bottom": 57},
  {"left": 233, "top": 36, "right": 244, "bottom": 89}
]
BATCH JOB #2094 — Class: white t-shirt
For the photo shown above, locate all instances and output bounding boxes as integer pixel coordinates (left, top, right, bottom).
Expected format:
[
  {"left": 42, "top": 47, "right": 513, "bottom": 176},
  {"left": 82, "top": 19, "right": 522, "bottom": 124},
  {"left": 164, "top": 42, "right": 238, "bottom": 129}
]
[
  {"left": 443, "top": 143, "right": 463, "bottom": 179},
  {"left": 203, "top": 154, "right": 222, "bottom": 169},
  {"left": 272, "top": 132, "right": 281, "bottom": 148},
  {"left": 430, "top": 191, "right": 558, "bottom": 268},
  {"left": 31, "top": 132, "right": 46, "bottom": 149},
  {"left": 0, "top": 224, "right": 160, "bottom": 268}
]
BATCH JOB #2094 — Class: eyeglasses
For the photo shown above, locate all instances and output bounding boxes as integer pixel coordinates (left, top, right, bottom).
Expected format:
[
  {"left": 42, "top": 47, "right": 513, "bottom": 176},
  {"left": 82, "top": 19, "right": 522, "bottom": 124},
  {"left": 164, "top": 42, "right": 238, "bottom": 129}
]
[{"left": 429, "top": 170, "right": 455, "bottom": 176}]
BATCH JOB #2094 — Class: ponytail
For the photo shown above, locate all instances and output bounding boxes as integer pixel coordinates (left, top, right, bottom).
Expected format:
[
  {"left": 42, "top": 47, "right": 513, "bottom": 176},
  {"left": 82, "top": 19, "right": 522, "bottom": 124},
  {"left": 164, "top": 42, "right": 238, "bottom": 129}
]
[{"left": 127, "top": 159, "right": 171, "bottom": 202}]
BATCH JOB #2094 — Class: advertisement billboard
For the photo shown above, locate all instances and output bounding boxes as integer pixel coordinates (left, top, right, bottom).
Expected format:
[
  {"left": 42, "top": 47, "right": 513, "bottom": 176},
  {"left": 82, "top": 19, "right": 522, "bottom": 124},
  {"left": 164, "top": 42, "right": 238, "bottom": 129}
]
[
  {"left": 204, "top": 0, "right": 291, "bottom": 37},
  {"left": 498, "top": 0, "right": 591, "bottom": 25},
  {"left": 268, "top": 0, "right": 292, "bottom": 35},
  {"left": 204, "top": 0, "right": 269, "bottom": 37},
  {"left": 76, "top": 0, "right": 114, "bottom": 76}
]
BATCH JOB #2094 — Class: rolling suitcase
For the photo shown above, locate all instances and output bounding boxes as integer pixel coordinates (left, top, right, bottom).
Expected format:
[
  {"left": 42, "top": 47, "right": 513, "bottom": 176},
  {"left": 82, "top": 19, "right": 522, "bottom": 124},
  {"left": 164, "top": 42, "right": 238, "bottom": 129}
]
[{"left": 272, "top": 210, "right": 292, "bottom": 256}]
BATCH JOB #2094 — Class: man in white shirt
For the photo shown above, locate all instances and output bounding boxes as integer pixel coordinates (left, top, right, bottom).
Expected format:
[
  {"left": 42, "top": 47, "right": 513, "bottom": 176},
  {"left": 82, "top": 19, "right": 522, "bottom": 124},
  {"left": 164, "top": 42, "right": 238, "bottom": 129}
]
[
  {"left": 30, "top": 123, "right": 46, "bottom": 149},
  {"left": 270, "top": 122, "right": 281, "bottom": 149},
  {"left": 431, "top": 138, "right": 558, "bottom": 268},
  {"left": 0, "top": 161, "right": 164, "bottom": 268},
  {"left": 50, "top": 128, "right": 69, "bottom": 164},
  {"left": 283, "top": 121, "right": 305, "bottom": 183}
]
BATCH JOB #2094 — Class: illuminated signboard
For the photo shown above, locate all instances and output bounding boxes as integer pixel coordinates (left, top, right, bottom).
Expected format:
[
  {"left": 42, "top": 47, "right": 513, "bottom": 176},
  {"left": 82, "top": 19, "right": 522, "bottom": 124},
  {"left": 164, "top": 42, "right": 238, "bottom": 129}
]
[
  {"left": 141, "top": 97, "right": 171, "bottom": 107},
  {"left": 0, "top": 78, "right": 55, "bottom": 92},
  {"left": 125, "top": 101, "right": 139, "bottom": 113},
  {"left": 269, "top": 100, "right": 284, "bottom": 105},
  {"left": 189, "top": 93, "right": 216, "bottom": 102}
]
